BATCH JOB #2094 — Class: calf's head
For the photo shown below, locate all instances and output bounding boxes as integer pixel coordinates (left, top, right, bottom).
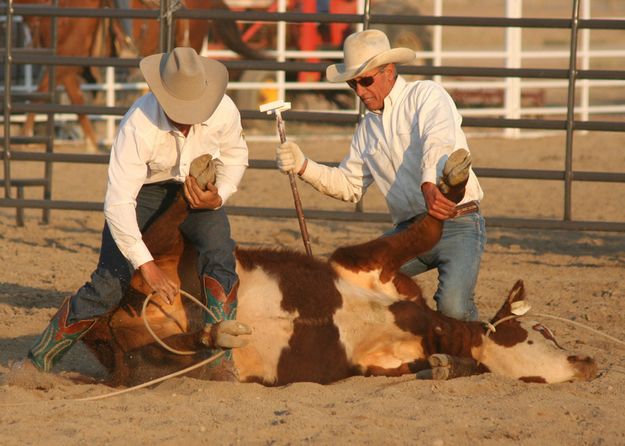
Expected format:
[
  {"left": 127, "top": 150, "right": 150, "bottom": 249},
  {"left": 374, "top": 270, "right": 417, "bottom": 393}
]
[{"left": 477, "top": 280, "right": 597, "bottom": 383}]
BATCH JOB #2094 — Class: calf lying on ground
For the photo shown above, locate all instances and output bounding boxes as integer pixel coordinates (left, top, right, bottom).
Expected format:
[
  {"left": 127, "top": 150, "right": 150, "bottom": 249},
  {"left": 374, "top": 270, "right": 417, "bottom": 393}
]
[{"left": 82, "top": 152, "right": 597, "bottom": 386}]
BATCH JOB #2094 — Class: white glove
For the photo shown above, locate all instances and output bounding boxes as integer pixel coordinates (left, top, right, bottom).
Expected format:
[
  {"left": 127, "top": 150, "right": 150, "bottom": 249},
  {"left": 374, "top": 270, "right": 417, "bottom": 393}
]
[{"left": 276, "top": 141, "right": 306, "bottom": 174}]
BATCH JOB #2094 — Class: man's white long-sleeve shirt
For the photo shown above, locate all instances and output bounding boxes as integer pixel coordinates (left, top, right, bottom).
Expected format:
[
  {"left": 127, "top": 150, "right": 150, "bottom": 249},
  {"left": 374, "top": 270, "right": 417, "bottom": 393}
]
[
  {"left": 104, "top": 93, "right": 248, "bottom": 269},
  {"left": 301, "top": 76, "right": 483, "bottom": 224}
]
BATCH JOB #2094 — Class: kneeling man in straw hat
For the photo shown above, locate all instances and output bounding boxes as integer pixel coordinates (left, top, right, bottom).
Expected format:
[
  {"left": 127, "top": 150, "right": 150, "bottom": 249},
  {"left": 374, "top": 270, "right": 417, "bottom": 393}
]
[
  {"left": 276, "top": 29, "right": 486, "bottom": 321},
  {"left": 22, "top": 47, "right": 248, "bottom": 380}
]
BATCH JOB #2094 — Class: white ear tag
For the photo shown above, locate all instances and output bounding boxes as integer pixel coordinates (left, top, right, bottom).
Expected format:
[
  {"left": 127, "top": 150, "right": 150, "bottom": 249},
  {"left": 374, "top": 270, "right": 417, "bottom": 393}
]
[{"left": 511, "top": 300, "right": 531, "bottom": 316}]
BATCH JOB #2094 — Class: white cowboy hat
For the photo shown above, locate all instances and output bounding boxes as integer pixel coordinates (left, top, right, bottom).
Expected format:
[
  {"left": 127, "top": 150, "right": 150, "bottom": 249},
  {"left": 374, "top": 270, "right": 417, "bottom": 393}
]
[
  {"left": 140, "top": 47, "right": 228, "bottom": 125},
  {"left": 326, "top": 29, "right": 416, "bottom": 83}
]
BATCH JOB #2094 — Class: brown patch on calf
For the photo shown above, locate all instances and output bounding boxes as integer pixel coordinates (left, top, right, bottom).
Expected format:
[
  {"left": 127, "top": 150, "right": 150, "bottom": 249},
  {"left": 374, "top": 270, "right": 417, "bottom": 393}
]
[
  {"left": 392, "top": 274, "right": 424, "bottom": 301},
  {"left": 330, "top": 214, "right": 443, "bottom": 284},
  {"left": 389, "top": 301, "right": 484, "bottom": 359},
  {"left": 568, "top": 355, "right": 598, "bottom": 381},
  {"left": 519, "top": 376, "right": 547, "bottom": 384},
  {"left": 235, "top": 248, "right": 355, "bottom": 385},
  {"left": 533, "top": 323, "right": 564, "bottom": 349}
]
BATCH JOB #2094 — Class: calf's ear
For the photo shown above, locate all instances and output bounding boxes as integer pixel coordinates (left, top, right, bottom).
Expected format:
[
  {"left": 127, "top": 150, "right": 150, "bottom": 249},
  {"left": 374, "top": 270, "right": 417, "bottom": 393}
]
[
  {"left": 491, "top": 280, "right": 527, "bottom": 322},
  {"left": 507, "top": 280, "right": 526, "bottom": 304}
]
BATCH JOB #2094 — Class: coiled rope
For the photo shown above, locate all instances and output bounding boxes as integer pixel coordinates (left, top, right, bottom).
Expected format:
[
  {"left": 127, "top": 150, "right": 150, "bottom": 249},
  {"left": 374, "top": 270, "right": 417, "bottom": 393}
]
[{"left": 141, "top": 289, "right": 221, "bottom": 355}]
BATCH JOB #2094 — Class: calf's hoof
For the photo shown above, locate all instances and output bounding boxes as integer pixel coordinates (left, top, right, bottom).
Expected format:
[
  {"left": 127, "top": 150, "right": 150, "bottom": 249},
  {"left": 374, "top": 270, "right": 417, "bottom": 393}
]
[
  {"left": 189, "top": 154, "right": 217, "bottom": 190},
  {"left": 439, "top": 149, "right": 471, "bottom": 197},
  {"left": 200, "top": 320, "right": 252, "bottom": 349},
  {"left": 428, "top": 353, "right": 481, "bottom": 380},
  {"left": 428, "top": 353, "right": 453, "bottom": 380}
]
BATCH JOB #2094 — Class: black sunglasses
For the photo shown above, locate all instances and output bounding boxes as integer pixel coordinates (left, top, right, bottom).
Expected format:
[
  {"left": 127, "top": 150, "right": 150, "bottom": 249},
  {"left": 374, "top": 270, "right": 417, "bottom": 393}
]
[{"left": 346, "top": 68, "right": 385, "bottom": 89}]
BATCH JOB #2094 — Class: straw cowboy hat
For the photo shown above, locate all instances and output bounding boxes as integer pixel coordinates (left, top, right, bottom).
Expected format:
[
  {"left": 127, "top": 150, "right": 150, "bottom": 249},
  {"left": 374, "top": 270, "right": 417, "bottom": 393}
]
[
  {"left": 326, "top": 29, "right": 416, "bottom": 83},
  {"left": 140, "top": 47, "right": 228, "bottom": 125}
]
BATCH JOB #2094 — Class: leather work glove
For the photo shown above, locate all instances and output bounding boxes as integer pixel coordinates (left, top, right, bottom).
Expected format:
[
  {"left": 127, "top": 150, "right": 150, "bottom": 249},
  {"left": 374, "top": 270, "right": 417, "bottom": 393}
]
[{"left": 276, "top": 141, "right": 306, "bottom": 175}]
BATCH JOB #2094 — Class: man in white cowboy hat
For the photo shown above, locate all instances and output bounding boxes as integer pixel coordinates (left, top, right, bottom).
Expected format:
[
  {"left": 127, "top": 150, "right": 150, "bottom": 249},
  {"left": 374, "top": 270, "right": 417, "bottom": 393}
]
[
  {"left": 276, "top": 29, "right": 485, "bottom": 321},
  {"left": 21, "top": 47, "right": 248, "bottom": 379}
]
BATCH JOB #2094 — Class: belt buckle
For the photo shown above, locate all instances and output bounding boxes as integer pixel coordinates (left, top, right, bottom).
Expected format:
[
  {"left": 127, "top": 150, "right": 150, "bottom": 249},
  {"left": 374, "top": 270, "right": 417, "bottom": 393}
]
[{"left": 454, "top": 200, "right": 479, "bottom": 218}]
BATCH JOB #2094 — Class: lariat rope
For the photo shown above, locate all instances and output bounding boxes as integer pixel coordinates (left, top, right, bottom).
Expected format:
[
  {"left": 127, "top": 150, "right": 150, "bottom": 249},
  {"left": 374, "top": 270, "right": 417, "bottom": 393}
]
[
  {"left": 73, "top": 351, "right": 225, "bottom": 402},
  {"left": 141, "top": 289, "right": 222, "bottom": 355}
]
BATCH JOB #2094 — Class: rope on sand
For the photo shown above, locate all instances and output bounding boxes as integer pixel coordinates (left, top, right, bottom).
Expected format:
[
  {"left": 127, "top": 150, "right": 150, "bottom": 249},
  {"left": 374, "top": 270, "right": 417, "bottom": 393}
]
[
  {"left": 531, "top": 312, "right": 625, "bottom": 348},
  {"left": 73, "top": 351, "right": 225, "bottom": 402}
]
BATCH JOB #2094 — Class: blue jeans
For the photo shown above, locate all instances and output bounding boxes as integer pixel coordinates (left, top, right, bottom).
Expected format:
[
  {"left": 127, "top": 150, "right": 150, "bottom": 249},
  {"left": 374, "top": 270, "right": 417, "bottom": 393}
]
[
  {"left": 68, "top": 182, "right": 237, "bottom": 323},
  {"left": 387, "top": 213, "right": 486, "bottom": 321}
]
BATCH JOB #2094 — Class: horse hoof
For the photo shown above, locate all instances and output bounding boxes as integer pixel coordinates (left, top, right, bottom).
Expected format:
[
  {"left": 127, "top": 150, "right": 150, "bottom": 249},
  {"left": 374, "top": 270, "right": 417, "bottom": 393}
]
[{"left": 440, "top": 149, "right": 471, "bottom": 193}]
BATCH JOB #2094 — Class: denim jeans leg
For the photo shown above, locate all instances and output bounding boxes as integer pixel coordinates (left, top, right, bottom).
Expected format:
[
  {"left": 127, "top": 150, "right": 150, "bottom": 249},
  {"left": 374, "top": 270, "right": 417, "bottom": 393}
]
[
  {"left": 432, "top": 213, "right": 486, "bottom": 321},
  {"left": 68, "top": 182, "right": 179, "bottom": 323},
  {"left": 179, "top": 207, "right": 238, "bottom": 294}
]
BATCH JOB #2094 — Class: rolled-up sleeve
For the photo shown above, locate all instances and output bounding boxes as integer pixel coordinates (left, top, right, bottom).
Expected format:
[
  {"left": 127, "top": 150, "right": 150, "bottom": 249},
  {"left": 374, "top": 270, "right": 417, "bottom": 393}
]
[{"left": 103, "top": 124, "right": 152, "bottom": 269}]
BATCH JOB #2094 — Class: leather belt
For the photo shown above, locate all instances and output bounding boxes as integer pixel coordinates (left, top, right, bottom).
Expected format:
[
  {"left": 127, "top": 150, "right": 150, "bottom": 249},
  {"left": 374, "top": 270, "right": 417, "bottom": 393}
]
[{"left": 454, "top": 200, "right": 480, "bottom": 218}]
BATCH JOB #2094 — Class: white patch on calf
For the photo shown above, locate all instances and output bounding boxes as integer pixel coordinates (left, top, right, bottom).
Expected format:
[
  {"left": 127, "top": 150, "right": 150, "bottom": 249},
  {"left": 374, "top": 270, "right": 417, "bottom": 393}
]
[
  {"left": 332, "top": 263, "right": 402, "bottom": 299},
  {"left": 333, "top": 279, "right": 425, "bottom": 371},
  {"left": 234, "top": 262, "right": 298, "bottom": 384}
]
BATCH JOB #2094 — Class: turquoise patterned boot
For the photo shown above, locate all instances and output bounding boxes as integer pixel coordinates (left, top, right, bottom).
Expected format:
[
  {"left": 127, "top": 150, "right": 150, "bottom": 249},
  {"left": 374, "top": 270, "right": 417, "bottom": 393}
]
[
  {"left": 202, "top": 275, "right": 239, "bottom": 381},
  {"left": 28, "top": 297, "right": 96, "bottom": 372}
]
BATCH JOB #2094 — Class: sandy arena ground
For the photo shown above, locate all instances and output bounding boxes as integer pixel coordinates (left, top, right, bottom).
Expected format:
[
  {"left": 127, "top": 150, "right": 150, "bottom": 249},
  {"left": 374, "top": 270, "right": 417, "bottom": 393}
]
[{"left": 0, "top": 129, "right": 624, "bottom": 445}]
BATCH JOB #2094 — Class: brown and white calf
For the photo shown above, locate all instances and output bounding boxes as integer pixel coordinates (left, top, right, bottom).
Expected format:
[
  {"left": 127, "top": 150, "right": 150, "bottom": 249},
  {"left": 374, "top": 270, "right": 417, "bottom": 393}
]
[{"left": 82, "top": 152, "right": 597, "bottom": 386}]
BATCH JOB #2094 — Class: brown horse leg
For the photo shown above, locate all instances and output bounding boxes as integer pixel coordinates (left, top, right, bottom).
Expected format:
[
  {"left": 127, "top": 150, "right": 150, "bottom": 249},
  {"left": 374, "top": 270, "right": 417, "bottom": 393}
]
[
  {"left": 62, "top": 71, "right": 98, "bottom": 153},
  {"left": 22, "top": 69, "right": 50, "bottom": 140}
]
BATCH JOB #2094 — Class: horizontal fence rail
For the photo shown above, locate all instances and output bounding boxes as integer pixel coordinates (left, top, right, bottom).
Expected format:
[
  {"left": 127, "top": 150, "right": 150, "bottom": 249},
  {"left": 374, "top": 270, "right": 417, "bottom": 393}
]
[{"left": 1, "top": 1, "right": 625, "bottom": 232}]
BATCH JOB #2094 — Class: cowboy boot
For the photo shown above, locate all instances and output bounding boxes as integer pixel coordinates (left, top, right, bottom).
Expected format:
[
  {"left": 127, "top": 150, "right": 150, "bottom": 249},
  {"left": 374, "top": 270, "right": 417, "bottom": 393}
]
[
  {"left": 27, "top": 297, "right": 96, "bottom": 372},
  {"left": 202, "top": 275, "right": 241, "bottom": 381}
]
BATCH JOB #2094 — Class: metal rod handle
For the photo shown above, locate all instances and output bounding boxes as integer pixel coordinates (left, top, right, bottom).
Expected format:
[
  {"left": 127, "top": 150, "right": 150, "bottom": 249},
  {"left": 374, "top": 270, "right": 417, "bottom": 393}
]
[{"left": 276, "top": 111, "right": 313, "bottom": 256}]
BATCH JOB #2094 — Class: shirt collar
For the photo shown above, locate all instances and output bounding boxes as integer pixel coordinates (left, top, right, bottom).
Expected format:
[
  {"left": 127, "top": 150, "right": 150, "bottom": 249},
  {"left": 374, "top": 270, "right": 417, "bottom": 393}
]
[
  {"left": 156, "top": 104, "right": 207, "bottom": 135},
  {"left": 383, "top": 76, "right": 406, "bottom": 111}
]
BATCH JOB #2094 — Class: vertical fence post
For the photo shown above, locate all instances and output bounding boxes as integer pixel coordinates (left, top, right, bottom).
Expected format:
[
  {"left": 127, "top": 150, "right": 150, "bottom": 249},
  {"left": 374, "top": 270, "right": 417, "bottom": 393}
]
[
  {"left": 433, "top": 0, "right": 443, "bottom": 86},
  {"left": 354, "top": 0, "right": 371, "bottom": 214},
  {"left": 42, "top": 0, "right": 59, "bottom": 225},
  {"left": 159, "top": 0, "right": 174, "bottom": 53},
  {"left": 357, "top": 0, "right": 371, "bottom": 125},
  {"left": 580, "top": 0, "right": 590, "bottom": 124},
  {"left": 3, "top": 0, "right": 14, "bottom": 200},
  {"left": 564, "top": 0, "right": 581, "bottom": 222},
  {"left": 504, "top": 0, "right": 522, "bottom": 138},
  {"left": 277, "top": 0, "right": 287, "bottom": 102},
  {"left": 105, "top": 66, "right": 115, "bottom": 146}
]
